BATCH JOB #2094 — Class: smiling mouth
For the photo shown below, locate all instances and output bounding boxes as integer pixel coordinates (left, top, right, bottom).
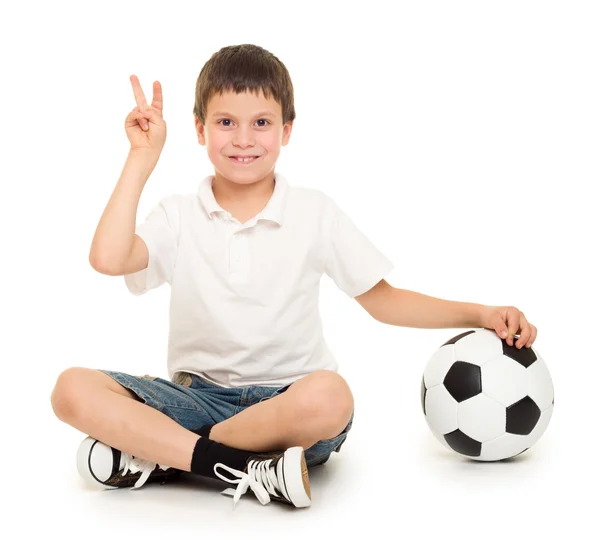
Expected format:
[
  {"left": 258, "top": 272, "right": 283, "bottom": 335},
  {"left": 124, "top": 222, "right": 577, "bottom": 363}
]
[{"left": 229, "top": 156, "right": 259, "bottom": 164}]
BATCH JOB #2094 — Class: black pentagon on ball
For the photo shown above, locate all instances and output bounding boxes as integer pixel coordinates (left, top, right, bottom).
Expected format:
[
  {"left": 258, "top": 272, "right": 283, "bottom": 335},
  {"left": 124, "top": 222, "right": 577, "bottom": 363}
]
[
  {"left": 442, "top": 330, "right": 476, "bottom": 346},
  {"left": 444, "top": 429, "right": 482, "bottom": 457},
  {"left": 506, "top": 396, "right": 541, "bottom": 435},
  {"left": 501, "top": 340, "right": 538, "bottom": 368},
  {"left": 421, "top": 376, "right": 427, "bottom": 415},
  {"left": 443, "top": 361, "right": 482, "bottom": 402}
]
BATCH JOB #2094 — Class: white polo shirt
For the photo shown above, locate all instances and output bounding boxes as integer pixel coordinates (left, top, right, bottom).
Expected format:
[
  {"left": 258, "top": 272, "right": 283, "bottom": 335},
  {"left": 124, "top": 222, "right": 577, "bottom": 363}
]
[{"left": 124, "top": 172, "right": 394, "bottom": 388}]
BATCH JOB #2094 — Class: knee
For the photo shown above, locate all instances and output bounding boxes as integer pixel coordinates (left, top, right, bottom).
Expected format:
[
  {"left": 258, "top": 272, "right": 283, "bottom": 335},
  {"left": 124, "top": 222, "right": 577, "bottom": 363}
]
[
  {"left": 295, "top": 370, "right": 354, "bottom": 428},
  {"left": 50, "top": 367, "right": 91, "bottom": 420}
]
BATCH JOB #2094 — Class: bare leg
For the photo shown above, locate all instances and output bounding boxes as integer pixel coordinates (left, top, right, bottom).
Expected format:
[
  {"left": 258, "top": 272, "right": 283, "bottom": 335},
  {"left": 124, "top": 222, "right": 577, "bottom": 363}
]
[
  {"left": 51, "top": 367, "right": 199, "bottom": 472},
  {"left": 210, "top": 371, "right": 354, "bottom": 452},
  {"left": 51, "top": 368, "right": 352, "bottom": 471},
  {"left": 210, "top": 395, "right": 320, "bottom": 452}
]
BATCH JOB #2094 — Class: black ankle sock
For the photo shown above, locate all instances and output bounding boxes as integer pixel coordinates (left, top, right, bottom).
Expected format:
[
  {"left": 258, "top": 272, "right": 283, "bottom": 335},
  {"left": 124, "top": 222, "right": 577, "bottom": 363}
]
[
  {"left": 191, "top": 424, "right": 213, "bottom": 438},
  {"left": 190, "top": 424, "right": 254, "bottom": 481}
]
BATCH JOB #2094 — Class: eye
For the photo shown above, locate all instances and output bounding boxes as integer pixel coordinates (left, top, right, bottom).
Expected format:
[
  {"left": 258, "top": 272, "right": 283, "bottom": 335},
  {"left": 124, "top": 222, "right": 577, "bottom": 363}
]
[{"left": 217, "top": 118, "right": 270, "bottom": 127}]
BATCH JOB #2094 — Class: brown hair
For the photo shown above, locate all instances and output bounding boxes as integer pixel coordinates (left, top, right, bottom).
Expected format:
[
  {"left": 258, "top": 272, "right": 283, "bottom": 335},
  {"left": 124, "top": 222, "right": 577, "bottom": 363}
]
[{"left": 193, "top": 44, "right": 296, "bottom": 126}]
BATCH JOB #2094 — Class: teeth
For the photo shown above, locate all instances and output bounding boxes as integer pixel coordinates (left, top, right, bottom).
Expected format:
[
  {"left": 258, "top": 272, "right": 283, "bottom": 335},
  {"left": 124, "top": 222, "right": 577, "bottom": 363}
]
[{"left": 234, "top": 156, "right": 254, "bottom": 162}]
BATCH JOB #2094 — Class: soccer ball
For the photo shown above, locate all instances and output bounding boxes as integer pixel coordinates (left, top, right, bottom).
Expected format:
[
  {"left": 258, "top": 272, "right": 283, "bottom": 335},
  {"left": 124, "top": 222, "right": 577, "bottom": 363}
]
[{"left": 421, "top": 328, "right": 554, "bottom": 461}]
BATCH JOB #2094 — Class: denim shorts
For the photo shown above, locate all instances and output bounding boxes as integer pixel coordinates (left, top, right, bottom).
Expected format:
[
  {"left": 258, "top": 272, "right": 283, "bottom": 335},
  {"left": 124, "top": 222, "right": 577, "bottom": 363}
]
[{"left": 98, "top": 369, "right": 353, "bottom": 468}]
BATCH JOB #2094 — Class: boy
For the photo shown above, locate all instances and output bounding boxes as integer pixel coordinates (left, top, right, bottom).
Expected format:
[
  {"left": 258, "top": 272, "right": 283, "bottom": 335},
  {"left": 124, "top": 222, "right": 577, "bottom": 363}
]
[{"left": 50, "top": 44, "right": 537, "bottom": 509}]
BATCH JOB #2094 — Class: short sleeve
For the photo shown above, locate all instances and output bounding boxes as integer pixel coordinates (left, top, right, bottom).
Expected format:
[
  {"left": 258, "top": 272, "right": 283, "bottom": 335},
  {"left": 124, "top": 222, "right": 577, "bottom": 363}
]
[
  {"left": 124, "top": 196, "right": 180, "bottom": 296},
  {"left": 323, "top": 198, "right": 394, "bottom": 298}
]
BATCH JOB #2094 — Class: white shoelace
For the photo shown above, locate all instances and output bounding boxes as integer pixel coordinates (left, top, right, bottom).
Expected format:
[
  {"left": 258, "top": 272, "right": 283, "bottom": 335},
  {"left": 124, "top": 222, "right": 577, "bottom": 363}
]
[
  {"left": 118, "top": 454, "right": 290, "bottom": 507},
  {"left": 214, "top": 457, "right": 289, "bottom": 508},
  {"left": 120, "top": 454, "right": 171, "bottom": 490}
]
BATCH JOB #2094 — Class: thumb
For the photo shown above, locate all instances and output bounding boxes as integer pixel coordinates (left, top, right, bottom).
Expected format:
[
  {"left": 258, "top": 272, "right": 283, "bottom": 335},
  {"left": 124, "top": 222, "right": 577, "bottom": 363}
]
[
  {"left": 140, "top": 105, "right": 161, "bottom": 121},
  {"left": 137, "top": 107, "right": 160, "bottom": 131},
  {"left": 492, "top": 313, "right": 508, "bottom": 339},
  {"left": 497, "top": 324, "right": 508, "bottom": 339}
]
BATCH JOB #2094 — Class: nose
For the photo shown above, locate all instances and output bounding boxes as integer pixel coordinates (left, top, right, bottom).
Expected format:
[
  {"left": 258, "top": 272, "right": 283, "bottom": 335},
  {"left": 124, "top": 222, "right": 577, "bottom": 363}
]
[{"left": 232, "top": 124, "right": 255, "bottom": 148}]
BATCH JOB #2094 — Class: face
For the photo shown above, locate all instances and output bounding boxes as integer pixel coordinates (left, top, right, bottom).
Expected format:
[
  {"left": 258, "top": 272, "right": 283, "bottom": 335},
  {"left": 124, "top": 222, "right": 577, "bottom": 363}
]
[{"left": 195, "top": 89, "right": 293, "bottom": 187}]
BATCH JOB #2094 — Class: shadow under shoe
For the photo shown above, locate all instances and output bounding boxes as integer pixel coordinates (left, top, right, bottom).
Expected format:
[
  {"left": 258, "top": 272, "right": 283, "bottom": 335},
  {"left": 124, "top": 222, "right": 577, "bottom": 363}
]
[
  {"left": 215, "top": 446, "right": 312, "bottom": 508},
  {"left": 77, "top": 436, "right": 184, "bottom": 490}
]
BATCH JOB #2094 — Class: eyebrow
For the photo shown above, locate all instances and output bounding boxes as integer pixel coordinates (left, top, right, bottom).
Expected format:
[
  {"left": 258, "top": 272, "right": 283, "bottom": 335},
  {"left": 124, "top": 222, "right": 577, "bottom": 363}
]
[{"left": 211, "top": 110, "right": 276, "bottom": 119}]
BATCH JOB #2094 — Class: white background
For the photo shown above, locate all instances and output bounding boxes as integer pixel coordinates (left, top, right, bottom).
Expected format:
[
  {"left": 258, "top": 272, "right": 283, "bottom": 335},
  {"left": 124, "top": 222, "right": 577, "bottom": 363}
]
[{"left": 2, "top": 0, "right": 598, "bottom": 537}]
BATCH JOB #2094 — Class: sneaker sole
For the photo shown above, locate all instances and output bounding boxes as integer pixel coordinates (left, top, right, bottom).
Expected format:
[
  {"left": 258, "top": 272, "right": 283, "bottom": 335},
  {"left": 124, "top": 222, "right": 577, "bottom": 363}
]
[
  {"left": 77, "top": 437, "right": 121, "bottom": 490},
  {"left": 77, "top": 437, "right": 182, "bottom": 490},
  {"left": 283, "top": 447, "right": 311, "bottom": 508}
]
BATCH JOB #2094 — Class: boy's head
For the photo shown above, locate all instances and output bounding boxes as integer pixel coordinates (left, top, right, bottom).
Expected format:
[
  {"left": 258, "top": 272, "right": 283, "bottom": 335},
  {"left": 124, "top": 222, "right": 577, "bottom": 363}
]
[{"left": 193, "top": 44, "right": 295, "bottom": 188}]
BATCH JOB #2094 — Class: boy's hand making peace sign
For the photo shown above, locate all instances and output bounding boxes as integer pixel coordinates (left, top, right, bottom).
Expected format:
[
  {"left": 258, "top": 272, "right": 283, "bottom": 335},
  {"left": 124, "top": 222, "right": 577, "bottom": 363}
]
[{"left": 125, "top": 75, "right": 167, "bottom": 153}]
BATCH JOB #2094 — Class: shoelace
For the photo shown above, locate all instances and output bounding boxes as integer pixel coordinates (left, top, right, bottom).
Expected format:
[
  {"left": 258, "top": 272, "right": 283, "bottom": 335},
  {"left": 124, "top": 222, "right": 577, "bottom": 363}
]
[
  {"left": 121, "top": 453, "right": 171, "bottom": 490},
  {"left": 214, "top": 457, "right": 290, "bottom": 507}
]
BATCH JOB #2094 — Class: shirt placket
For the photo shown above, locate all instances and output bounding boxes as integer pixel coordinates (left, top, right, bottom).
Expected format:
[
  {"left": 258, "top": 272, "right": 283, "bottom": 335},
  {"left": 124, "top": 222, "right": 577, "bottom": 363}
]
[{"left": 229, "top": 227, "right": 251, "bottom": 283}]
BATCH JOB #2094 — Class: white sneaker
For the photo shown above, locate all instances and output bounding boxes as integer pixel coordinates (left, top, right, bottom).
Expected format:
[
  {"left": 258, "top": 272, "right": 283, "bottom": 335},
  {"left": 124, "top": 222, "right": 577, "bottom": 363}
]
[
  {"left": 215, "top": 446, "right": 311, "bottom": 508},
  {"left": 76, "top": 436, "right": 183, "bottom": 490}
]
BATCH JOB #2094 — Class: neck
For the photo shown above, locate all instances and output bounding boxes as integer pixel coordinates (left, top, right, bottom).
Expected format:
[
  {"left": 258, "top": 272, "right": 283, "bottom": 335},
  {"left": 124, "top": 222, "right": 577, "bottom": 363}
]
[{"left": 212, "top": 172, "right": 275, "bottom": 205}]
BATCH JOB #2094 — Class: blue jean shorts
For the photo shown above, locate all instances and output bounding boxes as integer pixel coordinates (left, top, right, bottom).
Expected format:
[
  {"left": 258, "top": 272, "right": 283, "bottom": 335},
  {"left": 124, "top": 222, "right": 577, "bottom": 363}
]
[{"left": 98, "top": 369, "right": 353, "bottom": 468}]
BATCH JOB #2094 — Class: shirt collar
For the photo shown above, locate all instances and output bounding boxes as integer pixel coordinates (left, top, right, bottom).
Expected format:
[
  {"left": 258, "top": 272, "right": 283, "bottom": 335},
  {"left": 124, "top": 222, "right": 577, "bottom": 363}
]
[{"left": 197, "top": 172, "right": 288, "bottom": 226}]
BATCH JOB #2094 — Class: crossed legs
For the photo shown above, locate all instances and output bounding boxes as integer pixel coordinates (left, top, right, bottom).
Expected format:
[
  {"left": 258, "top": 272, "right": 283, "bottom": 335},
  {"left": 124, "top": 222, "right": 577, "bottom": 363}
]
[{"left": 50, "top": 368, "right": 354, "bottom": 472}]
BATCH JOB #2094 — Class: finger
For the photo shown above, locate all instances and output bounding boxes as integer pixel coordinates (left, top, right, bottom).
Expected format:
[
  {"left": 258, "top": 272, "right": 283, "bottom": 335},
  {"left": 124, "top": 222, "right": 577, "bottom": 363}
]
[
  {"left": 151, "top": 80, "right": 163, "bottom": 113},
  {"left": 507, "top": 308, "right": 521, "bottom": 346},
  {"left": 526, "top": 325, "right": 537, "bottom": 348},
  {"left": 130, "top": 109, "right": 150, "bottom": 131},
  {"left": 126, "top": 108, "right": 148, "bottom": 130},
  {"left": 495, "top": 323, "right": 508, "bottom": 340},
  {"left": 137, "top": 112, "right": 149, "bottom": 131},
  {"left": 515, "top": 317, "right": 530, "bottom": 349},
  {"left": 129, "top": 109, "right": 148, "bottom": 130},
  {"left": 140, "top": 106, "right": 160, "bottom": 129},
  {"left": 130, "top": 74, "right": 149, "bottom": 111}
]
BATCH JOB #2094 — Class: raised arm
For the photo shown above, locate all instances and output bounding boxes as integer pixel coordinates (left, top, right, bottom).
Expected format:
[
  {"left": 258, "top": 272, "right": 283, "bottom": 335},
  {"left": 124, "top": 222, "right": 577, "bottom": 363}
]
[{"left": 89, "top": 75, "right": 166, "bottom": 275}]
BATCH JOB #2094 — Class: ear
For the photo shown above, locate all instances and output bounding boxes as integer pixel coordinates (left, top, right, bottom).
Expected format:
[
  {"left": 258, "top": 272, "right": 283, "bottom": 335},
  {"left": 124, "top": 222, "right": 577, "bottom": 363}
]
[
  {"left": 281, "top": 121, "right": 293, "bottom": 146},
  {"left": 195, "top": 116, "right": 206, "bottom": 146}
]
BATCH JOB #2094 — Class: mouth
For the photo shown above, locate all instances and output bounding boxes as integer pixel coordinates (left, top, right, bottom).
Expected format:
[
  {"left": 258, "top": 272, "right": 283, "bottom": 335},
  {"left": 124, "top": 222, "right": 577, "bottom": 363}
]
[{"left": 229, "top": 155, "right": 260, "bottom": 165}]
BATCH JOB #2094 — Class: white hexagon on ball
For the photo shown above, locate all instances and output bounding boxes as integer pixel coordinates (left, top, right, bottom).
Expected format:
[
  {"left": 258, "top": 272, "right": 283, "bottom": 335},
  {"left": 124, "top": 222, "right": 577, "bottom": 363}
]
[
  {"left": 527, "top": 355, "right": 554, "bottom": 410},
  {"left": 478, "top": 433, "right": 529, "bottom": 461},
  {"left": 481, "top": 354, "right": 529, "bottom": 407},
  {"left": 457, "top": 393, "right": 505, "bottom": 442},
  {"left": 425, "top": 384, "right": 458, "bottom": 435},
  {"left": 426, "top": 417, "right": 452, "bottom": 451},
  {"left": 454, "top": 329, "right": 503, "bottom": 367},
  {"left": 423, "top": 344, "right": 455, "bottom": 388}
]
